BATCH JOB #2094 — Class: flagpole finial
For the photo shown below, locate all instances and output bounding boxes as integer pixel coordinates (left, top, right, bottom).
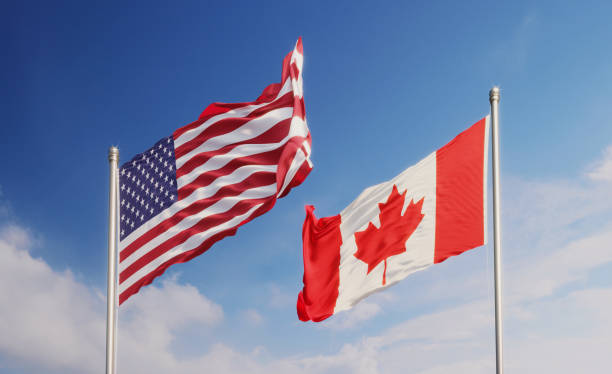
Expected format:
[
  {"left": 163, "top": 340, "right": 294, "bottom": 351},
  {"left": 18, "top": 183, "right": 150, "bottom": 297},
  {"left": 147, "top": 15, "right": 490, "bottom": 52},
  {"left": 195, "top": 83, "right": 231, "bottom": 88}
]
[
  {"left": 489, "top": 86, "right": 501, "bottom": 103},
  {"left": 108, "top": 146, "right": 119, "bottom": 162}
]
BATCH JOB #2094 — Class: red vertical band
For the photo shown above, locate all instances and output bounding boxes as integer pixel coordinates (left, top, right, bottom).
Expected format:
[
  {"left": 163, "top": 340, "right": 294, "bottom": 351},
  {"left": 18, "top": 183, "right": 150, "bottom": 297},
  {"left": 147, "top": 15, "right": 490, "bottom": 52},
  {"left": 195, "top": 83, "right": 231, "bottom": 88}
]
[
  {"left": 297, "top": 206, "right": 342, "bottom": 322},
  {"left": 434, "top": 117, "right": 487, "bottom": 263}
]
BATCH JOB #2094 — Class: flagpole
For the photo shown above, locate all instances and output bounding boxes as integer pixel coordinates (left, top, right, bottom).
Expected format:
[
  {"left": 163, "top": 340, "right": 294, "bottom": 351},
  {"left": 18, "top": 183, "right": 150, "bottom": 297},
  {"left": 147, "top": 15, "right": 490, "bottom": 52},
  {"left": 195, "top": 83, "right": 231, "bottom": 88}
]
[
  {"left": 106, "top": 147, "right": 119, "bottom": 374},
  {"left": 489, "top": 87, "right": 503, "bottom": 374}
]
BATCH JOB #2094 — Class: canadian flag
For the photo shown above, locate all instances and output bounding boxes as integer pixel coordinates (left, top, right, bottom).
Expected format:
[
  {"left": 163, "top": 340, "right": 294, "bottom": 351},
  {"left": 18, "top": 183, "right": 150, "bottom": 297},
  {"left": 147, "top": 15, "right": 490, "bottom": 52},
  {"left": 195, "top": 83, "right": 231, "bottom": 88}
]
[{"left": 297, "top": 116, "right": 490, "bottom": 322}]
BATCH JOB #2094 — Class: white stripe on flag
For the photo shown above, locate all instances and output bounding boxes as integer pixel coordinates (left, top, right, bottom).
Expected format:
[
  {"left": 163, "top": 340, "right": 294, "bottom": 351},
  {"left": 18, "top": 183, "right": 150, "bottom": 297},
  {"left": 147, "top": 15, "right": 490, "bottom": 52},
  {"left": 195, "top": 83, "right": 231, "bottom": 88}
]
[{"left": 173, "top": 79, "right": 293, "bottom": 147}]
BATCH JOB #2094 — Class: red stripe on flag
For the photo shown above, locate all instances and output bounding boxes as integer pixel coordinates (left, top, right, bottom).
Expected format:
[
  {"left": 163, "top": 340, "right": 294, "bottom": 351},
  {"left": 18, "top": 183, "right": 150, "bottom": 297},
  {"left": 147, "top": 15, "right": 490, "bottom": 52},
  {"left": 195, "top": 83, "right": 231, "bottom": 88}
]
[
  {"left": 174, "top": 104, "right": 245, "bottom": 140},
  {"left": 292, "top": 96, "right": 305, "bottom": 120},
  {"left": 295, "top": 37, "right": 303, "bottom": 55},
  {"left": 176, "top": 148, "right": 286, "bottom": 200},
  {"left": 297, "top": 206, "right": 342, "bottom": 322},
  {"left": 119, "top": 198, "right": 278, "bottom": 305},
  {"left": 175, "top": 117, "right": 293, "bottom": 179},
  {"left": 434, "top": 117, "right": 487, "bottom": 263},
  {"left": 120, "top": 196, "right": 272, "bottom": 283},
  {"left": 174, "top": 92, "right": 295, "bottom": 159}
]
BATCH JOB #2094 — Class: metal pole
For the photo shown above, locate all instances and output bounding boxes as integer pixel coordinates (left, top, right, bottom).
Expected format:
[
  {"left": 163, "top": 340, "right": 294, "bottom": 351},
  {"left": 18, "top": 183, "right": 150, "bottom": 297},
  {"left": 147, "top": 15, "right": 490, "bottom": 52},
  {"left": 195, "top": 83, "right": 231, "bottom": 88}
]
[
  {"left": 106, "top": 147, "right": 119, "bottom": 374},
  {"left": 489, "top": 87, "right": 503, "bottom": 374}
]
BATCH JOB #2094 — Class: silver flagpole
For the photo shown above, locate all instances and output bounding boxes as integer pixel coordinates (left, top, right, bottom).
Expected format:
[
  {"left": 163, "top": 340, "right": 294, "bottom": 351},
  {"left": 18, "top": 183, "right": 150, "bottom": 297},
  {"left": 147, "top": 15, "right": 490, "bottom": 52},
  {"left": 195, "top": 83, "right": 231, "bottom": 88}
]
[
  {"left": 489, "top": 87, "right": 503, "bottom": 374},
  {"left": 106, "top": 147, "right": 119, "bottom": 374}
]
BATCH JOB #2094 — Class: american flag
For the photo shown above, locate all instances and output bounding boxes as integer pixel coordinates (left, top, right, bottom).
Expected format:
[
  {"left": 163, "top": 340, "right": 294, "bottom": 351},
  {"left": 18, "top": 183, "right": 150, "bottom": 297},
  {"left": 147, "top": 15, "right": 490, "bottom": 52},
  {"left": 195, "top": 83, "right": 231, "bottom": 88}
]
[{"left": 117, "top": 38, "right": 312, "bottom": 304}]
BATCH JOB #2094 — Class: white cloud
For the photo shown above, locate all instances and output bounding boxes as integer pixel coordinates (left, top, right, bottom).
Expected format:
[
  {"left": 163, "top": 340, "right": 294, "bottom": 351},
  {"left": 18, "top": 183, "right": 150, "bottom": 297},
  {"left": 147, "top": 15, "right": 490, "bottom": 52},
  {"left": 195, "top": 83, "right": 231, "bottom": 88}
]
[
  {"left": 505, "top": 288, "right": 612, "bottom": 373},
  {"left": 506, "top": 221, "right": 612, "bottom": 303},
  {"left": 241, "top": 308, "right": 264, "bottom": 326},
  {"left": 117, "top": 276, "right": 223, "bottom": 373},
  {"left": 0, "top": 227, "right": 223, "bottom": 374},
  {"left": 0, "top": 225, "right": 35, "bottom": 249},
  {"left": 587, "top": 144, "right": 612, "bottom": 182},
  {"left": 0, "top": 225, "right": 104, "bottom": 373},
  {"left": 266, "top": 283, "right": 295, "bottom": 309}
]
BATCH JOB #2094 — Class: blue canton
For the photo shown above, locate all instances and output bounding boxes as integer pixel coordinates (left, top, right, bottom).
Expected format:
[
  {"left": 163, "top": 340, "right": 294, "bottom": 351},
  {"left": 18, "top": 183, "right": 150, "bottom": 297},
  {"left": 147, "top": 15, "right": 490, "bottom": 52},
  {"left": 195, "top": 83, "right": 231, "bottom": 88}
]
[{"left": 119, "top": 136, "right": 178, "bottom": 240}]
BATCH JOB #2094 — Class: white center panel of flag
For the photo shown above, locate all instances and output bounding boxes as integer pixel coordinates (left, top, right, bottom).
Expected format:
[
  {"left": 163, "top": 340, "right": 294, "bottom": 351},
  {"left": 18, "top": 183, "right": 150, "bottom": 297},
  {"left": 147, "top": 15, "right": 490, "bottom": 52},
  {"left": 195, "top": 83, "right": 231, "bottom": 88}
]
[{"left": 334, "top": 152, "right": 438, "bottom": 313}]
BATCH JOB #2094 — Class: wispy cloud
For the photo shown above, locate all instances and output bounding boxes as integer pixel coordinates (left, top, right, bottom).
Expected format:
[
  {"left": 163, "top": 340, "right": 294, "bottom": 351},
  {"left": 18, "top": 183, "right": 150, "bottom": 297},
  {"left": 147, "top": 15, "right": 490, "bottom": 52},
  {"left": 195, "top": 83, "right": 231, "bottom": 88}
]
[
  {"left": 266, "top": 283, "right": 295, "bottom": 309},
  {"left": 241, "top": 308, "right": 264, "bottom": 326},
  {"left": 0, "top": 186, "right": 11, "bottom": 220},
  {"left": 490, "top": 11, "right": 538, "bottom": 73},
  {"left": 587, "top": 144, "right": 612, "bottom": 182}
]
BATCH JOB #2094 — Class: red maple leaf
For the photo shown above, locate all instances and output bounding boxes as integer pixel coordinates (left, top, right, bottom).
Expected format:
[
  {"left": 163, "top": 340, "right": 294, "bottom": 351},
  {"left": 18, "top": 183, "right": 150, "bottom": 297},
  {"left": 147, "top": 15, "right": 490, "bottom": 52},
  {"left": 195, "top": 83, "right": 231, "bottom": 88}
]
[{"left": 354, "top": 185, "right": 425, "bottom": 285}]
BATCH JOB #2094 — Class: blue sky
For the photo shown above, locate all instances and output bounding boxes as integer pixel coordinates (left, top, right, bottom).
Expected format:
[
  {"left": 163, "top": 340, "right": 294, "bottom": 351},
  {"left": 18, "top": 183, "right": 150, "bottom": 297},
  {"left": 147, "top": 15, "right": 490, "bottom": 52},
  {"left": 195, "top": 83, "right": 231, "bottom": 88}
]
[{"left": 2, "top": 1, "right": 612, "bottom": 373}]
